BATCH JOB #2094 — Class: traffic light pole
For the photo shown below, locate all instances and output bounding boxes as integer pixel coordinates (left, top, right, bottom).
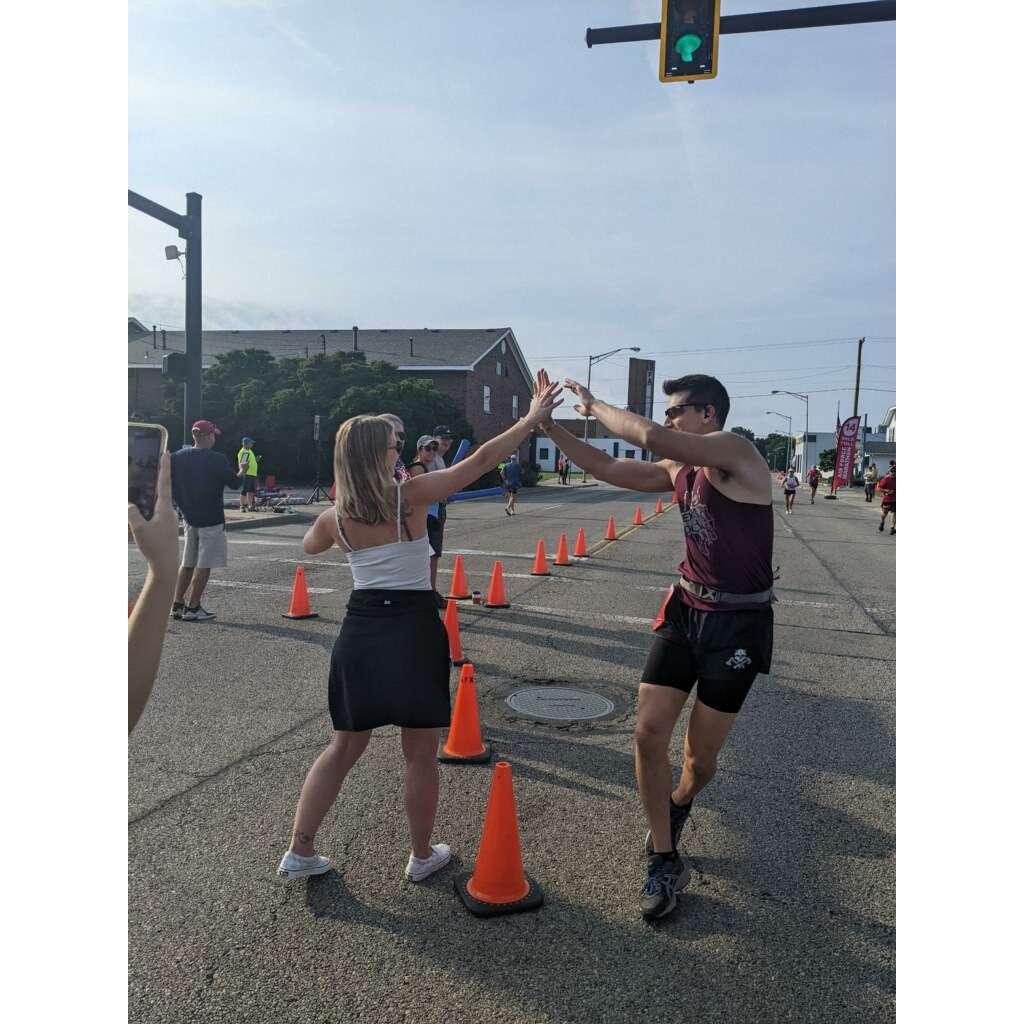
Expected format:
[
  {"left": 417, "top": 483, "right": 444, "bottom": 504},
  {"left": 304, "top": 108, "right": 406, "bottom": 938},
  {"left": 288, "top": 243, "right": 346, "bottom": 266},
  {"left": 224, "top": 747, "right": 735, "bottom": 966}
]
[
  {"left": 586, "top": 1, "right": 895, "bottom": 47},
  {"left": 128, "top": 189, "right": 203, "bottom": 438}
]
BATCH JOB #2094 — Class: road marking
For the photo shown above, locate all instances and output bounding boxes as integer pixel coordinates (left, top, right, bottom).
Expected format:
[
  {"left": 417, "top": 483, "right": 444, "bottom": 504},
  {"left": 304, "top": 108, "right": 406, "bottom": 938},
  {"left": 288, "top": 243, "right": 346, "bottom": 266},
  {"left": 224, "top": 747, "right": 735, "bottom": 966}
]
[
  {"left": 515, "top": 604, "right": 653, "bottom": 627},
  {"left": 537, "top": 504, "right": 564, "bottom": 511},
  {"left": 228, "top": 537, "right": 301, "bottom": 547},
  {"left": 207, "top": 579, "right": 336, "bottom": 594},
  {"left": 447, "top": 548, "right": 536, "bottom": 561}
]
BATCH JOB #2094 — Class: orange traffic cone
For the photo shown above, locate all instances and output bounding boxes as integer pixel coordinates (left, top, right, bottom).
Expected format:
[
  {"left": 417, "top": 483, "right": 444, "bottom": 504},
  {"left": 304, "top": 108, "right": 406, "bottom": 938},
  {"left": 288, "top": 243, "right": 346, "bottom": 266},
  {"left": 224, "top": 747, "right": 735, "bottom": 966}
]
[
  {"left": 554, "top": 533, "right": 572, "bottom": 566},
  {"left": 439, "top": 663, "right": 491, "bottom": 764},
  {"left": 573, "top": 527, "right": 588, "bottom": 558},
  {"left": 484, "top": 561, "right": 510, "bottom": 608},
  {"left": 530, "top": 539, "right": 551, "bottom": 576},
  {"left": 605, "top": 516, "right": 617, "bottom": 541},
  {"left": 444, "top": 599, "right": 468, "bottom": 666},
  {"left": 671, "top": 492, "right": 679, "bottom": 505},
  {"left": 633, "top": 505, "right": 644, "bottom": 526},
  {"left": 455, "top": 761, "right": 544, "bottom": 916},
  {"left": 448, "top": 554, "right": 471, "bottom": 600},
  {"left": 655, "top": 496, "right": 664, "bottom": 514},
  {"left": 282, "top": 566, "right": 319, "bottom": 619}
]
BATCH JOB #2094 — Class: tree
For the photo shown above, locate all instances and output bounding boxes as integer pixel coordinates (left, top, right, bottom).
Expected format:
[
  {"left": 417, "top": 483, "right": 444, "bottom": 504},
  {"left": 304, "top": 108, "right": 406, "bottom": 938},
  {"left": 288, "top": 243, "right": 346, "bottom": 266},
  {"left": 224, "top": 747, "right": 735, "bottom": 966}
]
[
  {"left": 730, "top": 426, "right": 755, "bottom": 443},
  {"left": 818, "top": 448, "right": 836, "bottom": 473},
  {"left": 755, "top": 432, "right": 792, "bottom": 470},
  {"left": 159, "top": 348, "right": 475, "bottom": 482}
]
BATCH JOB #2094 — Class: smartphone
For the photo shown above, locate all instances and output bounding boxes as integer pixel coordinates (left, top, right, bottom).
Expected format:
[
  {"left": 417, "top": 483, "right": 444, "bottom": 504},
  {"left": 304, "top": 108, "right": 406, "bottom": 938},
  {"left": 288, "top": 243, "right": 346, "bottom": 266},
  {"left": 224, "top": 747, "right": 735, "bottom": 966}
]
[{"left": 128, "top": 422, "right": 168, "bottom": 520}]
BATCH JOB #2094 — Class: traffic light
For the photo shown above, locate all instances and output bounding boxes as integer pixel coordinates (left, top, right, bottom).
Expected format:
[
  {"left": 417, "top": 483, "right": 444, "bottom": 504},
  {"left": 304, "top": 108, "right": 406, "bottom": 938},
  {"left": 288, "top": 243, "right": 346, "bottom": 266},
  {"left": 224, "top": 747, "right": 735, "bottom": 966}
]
[
  {"left": 659, "top": 0, "right": 720, "bottom": 83},
  {"left": 161, "top": 351, "right": 187, "bottom": 382}
]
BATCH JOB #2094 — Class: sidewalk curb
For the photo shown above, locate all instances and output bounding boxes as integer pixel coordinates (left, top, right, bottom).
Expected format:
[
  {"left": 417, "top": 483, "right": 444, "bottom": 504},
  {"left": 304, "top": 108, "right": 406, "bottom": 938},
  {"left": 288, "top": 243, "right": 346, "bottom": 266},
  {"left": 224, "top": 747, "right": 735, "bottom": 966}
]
[{"left": 177, "top": 509, "right": 318, "bottom": 536}]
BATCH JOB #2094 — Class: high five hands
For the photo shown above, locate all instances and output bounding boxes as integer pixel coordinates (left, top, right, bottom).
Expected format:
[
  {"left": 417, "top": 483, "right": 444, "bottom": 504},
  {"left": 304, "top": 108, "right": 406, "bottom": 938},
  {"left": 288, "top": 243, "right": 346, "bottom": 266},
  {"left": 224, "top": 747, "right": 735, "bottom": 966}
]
[
  {"left": 526, "top": 375, "right": 563, "bottom": 427},
  {"left": 532, "top": 370, "right": 595, "bottom": 429}
]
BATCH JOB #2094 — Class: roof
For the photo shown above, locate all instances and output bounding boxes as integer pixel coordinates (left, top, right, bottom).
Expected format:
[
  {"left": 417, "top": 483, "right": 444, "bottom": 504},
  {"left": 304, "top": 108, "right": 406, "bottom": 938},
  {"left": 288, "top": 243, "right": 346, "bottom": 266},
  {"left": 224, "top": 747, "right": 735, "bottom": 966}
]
[{"left": 127, "top": 326, "right": 532, "bottom": 382}]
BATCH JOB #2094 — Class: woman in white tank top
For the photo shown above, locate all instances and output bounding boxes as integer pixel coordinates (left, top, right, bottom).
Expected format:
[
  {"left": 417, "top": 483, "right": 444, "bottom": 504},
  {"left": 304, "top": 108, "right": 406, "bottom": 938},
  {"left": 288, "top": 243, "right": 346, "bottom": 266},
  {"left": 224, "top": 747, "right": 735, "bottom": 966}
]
[{"left": 278, "top": 380, "right": 562, "bottom": 887}]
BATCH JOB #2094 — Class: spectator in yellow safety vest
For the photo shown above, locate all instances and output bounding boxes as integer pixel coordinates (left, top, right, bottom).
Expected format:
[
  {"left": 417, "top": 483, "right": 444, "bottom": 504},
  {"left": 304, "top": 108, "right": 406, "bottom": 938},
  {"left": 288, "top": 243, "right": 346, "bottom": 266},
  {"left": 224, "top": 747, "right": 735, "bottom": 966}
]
[{"left": 237, "top": 437, "right": 259, "bottom": 511}]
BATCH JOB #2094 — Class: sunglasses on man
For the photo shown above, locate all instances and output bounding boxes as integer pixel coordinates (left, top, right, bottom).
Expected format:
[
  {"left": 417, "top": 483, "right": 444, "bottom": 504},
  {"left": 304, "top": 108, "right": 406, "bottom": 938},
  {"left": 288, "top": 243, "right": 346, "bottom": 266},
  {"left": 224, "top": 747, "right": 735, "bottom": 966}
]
[{"left": 664, "top": 402, "right": 708, "bottom": 419}]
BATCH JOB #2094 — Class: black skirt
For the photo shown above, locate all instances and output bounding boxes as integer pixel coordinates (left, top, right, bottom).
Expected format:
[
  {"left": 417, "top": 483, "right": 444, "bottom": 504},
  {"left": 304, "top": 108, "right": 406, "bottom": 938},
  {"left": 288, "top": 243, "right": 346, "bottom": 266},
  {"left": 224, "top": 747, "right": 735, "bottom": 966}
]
[{"left": 328, "top": 589, "right": 451, "bottom": 731}]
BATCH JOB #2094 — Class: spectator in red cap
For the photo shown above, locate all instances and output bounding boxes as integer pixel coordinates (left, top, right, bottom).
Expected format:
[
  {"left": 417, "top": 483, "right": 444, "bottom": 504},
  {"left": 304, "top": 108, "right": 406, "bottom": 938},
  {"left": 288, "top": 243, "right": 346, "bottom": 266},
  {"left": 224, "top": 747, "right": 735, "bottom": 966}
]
[{"left": 170, "top": 420, "right": 244, "bottom": 621}]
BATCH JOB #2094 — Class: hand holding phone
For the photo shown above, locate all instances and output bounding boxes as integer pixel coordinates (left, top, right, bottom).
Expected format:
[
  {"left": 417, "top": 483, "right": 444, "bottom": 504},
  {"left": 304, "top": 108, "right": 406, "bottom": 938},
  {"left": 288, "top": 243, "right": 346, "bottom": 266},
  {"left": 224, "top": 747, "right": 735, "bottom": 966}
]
[
  {"left": 129, "top": 422, "right": 168, "bottom": 520},
  {"left": 128, "top": 450, "right": 179, "bottom": 580}
]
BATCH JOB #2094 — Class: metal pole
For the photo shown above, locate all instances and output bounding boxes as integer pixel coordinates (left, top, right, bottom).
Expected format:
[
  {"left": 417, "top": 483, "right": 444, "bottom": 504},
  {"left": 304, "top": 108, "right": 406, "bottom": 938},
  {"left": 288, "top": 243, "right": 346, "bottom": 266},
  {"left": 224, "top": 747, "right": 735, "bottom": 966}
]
[
  {"left": 182, "top": 193, "right": 203, "bottom": 433},
  {"left": 581, "top": 355, "right": 594, "bottom": 484},
  {"left": 850, "top": 336, "right": 864, "bottom": 487},
  {"left": 586, "top": 2, "right": 896, "bottom": 46}
]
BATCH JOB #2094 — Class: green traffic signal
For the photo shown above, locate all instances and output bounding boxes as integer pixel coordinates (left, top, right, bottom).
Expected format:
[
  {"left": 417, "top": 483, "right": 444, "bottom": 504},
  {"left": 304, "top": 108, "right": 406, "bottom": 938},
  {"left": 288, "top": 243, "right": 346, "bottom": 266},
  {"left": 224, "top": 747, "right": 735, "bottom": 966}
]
[{"left": 675, "top": 32, "right": 703, "bottom": 62}]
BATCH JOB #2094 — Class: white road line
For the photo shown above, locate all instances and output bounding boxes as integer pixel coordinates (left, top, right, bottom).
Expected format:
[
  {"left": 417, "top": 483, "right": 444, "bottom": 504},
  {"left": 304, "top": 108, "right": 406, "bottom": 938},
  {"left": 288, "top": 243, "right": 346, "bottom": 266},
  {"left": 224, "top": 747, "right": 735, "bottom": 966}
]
[
  {"left": 228, "top": 537, "right": 301, "bottom": 546},
  {"left": 447, "top": 548, "right": 536, "bottom": 561},
  {"left": 516, "top": 604, "right": 653, "bottom": 627},
  {"left": 207, "top": 579, "right": 336, "bottom": 594},
  {"left": 537, "top": 504, "right": 564, "bottom": 511}
]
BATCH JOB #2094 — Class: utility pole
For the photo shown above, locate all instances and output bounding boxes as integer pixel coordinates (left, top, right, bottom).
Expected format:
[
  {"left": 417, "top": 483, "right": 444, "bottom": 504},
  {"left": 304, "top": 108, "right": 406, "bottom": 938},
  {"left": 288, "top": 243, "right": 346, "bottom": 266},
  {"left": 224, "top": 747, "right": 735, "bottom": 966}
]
[
  {"left": 851, "top": 335, "right": 865, "bottom": 487},
  {"left": 129, "top": 190, "right": 203, "bottom": 434}
]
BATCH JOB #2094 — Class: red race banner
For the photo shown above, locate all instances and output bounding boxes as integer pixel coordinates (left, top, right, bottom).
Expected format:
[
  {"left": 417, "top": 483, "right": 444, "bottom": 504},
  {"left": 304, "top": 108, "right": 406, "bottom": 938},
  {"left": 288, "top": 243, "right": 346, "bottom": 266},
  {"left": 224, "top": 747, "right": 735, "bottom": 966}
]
[{"left": 832, "top": 415, "right": 861, "bottom": 491}]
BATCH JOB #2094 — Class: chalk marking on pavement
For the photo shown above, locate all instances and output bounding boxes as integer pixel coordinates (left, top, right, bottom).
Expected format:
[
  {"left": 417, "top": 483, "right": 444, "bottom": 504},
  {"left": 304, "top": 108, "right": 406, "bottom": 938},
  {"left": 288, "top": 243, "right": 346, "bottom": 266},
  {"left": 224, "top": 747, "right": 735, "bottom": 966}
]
[
  {"left": 537, "top": 504, "right": 564, "bottom": 511},
  {"left": 207, "top": 579, "right": 336, "bottom": 594}
]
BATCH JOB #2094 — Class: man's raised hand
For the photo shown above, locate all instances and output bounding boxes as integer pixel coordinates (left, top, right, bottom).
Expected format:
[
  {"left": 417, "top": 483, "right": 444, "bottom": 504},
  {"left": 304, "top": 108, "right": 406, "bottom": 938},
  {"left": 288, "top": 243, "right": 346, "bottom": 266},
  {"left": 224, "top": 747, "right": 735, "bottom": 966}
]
[{"left": 563, "top": 378, "right": 596, "bottom": 418}]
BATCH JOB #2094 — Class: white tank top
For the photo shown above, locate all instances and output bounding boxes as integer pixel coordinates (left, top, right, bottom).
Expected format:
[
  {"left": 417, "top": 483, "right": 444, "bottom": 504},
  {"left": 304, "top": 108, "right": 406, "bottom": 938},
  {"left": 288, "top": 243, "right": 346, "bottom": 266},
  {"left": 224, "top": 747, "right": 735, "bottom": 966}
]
[{"left": 335, "top": 483, "right": 432, "bottom": 591}]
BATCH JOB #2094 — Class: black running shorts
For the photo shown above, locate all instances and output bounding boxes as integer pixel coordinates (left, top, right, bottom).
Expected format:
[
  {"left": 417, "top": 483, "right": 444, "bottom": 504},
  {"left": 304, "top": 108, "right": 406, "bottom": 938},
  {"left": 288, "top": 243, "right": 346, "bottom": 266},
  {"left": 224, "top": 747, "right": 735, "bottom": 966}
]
[
  {"left": 240, "top": 476, "right": 257, "bottom": 494},
  {"left": 641, "top": 587, "right": 773, "bottom": 714}
]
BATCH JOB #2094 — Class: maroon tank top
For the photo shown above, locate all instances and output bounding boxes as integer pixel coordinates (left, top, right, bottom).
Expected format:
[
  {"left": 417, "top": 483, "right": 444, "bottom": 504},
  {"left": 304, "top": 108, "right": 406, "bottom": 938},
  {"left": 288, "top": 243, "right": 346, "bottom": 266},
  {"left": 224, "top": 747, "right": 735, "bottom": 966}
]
[{"left": 675, "top": 466, "right": 775, "bottom": 612}]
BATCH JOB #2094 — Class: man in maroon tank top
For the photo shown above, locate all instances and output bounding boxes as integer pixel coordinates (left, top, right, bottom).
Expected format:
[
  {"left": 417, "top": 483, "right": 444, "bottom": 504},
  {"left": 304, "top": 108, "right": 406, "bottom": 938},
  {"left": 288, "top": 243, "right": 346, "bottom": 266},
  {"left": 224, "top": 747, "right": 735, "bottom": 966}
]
[{"left": 536, "top": 370, "right": 774, "bottom": 921}]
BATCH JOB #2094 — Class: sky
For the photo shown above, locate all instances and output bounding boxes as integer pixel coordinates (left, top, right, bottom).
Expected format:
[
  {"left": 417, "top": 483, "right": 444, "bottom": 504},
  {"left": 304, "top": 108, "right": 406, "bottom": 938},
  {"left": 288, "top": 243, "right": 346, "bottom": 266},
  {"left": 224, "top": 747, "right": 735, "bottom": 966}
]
[{"left": 128, "top": 0, "right": 895, "bottom": 437}]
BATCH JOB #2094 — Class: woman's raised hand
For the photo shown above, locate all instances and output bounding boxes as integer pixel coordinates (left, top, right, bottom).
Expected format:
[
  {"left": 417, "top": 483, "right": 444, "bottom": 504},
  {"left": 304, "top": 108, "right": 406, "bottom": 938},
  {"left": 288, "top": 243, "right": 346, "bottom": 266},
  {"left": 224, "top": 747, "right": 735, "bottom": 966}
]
[{"left": 526, "top": 374, "right": 562, "bottom": 427}]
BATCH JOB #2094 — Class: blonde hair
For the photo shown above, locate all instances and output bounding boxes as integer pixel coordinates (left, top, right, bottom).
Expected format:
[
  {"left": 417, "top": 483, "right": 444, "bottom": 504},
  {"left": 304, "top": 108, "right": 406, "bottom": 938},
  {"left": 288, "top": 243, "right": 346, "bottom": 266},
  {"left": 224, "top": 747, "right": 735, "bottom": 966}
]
[{"left": 333, "top": 415, "right": 398, "bottom": 525}]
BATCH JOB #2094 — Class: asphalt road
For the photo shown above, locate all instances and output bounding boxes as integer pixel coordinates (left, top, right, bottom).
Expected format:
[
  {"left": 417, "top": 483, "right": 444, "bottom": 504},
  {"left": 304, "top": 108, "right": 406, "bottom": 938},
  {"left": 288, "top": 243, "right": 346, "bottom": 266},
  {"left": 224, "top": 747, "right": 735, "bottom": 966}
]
[{"left": 129, "top": 481, "right": 895, "bottom": 1024}]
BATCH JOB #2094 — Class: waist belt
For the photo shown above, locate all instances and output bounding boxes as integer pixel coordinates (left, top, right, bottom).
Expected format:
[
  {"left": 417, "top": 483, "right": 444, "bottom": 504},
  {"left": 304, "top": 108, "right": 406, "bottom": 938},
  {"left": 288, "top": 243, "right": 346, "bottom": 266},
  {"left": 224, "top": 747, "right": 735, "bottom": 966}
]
[{"left": 677, "top": 576, "right": 776, "bottom": 606}]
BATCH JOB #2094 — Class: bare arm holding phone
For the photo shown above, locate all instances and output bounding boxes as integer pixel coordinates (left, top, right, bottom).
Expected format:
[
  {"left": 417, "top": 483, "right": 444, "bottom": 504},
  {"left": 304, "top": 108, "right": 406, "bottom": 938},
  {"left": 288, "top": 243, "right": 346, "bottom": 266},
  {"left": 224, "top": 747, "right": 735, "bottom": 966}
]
[{"left": 128, "top": 452, "right": 179, "bottom": 732}]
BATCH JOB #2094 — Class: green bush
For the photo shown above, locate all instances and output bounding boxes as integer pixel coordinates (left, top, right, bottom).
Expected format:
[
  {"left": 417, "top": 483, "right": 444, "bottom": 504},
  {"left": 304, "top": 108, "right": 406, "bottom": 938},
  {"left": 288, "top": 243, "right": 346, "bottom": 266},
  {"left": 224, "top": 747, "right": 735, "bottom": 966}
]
[{"left": 522, "top": 461, "right": 542, "bottom": 487}]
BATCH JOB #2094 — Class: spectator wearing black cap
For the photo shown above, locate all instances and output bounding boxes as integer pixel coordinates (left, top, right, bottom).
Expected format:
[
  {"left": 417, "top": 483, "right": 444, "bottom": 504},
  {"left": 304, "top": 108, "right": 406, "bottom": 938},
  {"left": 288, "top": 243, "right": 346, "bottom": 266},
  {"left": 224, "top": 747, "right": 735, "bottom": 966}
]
[{"left": 170, "top": 420, "right": 244, "bottom": 621}]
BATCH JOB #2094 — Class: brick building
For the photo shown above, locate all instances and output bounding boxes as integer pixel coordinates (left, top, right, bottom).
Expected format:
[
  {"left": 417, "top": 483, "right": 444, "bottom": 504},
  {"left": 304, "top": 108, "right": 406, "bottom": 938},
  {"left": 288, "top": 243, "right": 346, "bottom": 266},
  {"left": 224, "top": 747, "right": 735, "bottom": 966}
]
[{"left": 127, "top": 322, "right": 535, "bottom": 461}]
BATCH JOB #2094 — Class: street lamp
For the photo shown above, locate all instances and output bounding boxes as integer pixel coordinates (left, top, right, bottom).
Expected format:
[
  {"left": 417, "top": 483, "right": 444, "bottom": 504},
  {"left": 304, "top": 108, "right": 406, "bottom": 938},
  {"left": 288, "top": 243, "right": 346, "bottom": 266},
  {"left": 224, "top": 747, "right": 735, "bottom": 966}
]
[
  {"left": 766, "top": 410, "right": 793, "bottom": 471},
  {"left": 580, "top": 346, "right": 641, "bottom": 482},
  {"left": 772, "top": 390, "right": 809, "bottom": 475}
]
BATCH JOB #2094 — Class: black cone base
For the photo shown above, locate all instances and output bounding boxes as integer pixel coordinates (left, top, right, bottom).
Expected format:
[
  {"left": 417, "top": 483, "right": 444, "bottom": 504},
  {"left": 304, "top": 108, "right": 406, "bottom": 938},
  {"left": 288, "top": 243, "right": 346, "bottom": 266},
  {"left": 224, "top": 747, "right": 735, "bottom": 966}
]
[
  {"left": 282, "top": 612, "right": 319, "bottom": 619},
  {"left": 484, "top": 602, "right": 510, "bottom": 609},
  {"left": 438, "top": 741, "right": 491, "bottom": 765},
  {"left": 454, "top": 871, "right": 544, "bottom": 917}
]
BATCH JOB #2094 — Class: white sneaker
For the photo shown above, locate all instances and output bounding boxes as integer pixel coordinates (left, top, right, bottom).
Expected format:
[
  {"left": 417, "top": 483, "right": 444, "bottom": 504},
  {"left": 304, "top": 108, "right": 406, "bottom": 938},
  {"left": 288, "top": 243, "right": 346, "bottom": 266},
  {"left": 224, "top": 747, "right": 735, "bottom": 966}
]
[
  {"left": 277, "top": 850, "right": 331, "bottom": 881},
  {"left": 405, "top": 843, "right": 452, "bottom": 882}
]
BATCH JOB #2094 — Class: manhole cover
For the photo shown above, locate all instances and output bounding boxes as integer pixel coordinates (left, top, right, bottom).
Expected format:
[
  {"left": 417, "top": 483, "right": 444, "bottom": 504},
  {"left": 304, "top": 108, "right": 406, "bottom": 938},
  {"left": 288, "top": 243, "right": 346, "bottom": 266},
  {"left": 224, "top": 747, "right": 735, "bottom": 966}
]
[{"left": 505, "top": 687, "right": 615, "bottom": 722}]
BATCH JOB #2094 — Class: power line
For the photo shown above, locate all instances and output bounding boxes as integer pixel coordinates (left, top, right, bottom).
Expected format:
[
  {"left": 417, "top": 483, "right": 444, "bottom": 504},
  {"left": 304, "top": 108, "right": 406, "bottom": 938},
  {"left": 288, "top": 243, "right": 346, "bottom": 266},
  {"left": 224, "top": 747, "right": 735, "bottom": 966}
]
[{"left": 733, "top": 387, "right": 896, "bottom": 398}]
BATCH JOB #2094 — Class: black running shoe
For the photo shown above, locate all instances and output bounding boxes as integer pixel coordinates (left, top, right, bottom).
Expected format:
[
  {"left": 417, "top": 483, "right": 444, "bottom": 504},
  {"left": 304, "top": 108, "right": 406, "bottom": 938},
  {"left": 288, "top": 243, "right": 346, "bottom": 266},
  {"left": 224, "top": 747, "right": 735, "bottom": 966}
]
[
  {"left": 644, "top": 797, "right": 693, "bottom": 856},
  {"left": 171, "top": 602, "right": 184, "bottom": 620},
  {"left": 639, "top": 853, "right": 691, "bottom": 920}
]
